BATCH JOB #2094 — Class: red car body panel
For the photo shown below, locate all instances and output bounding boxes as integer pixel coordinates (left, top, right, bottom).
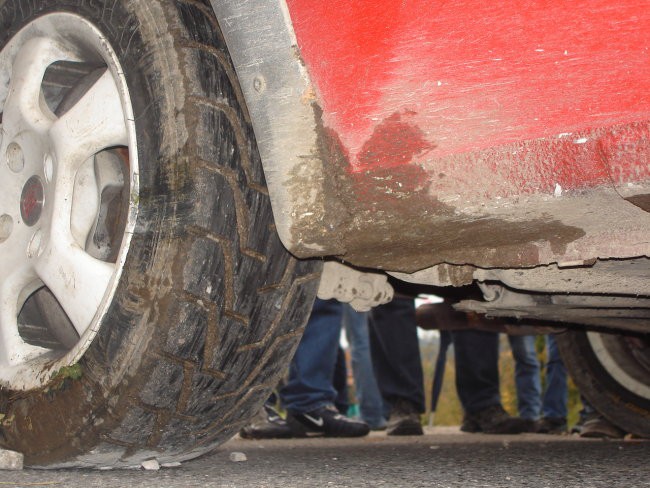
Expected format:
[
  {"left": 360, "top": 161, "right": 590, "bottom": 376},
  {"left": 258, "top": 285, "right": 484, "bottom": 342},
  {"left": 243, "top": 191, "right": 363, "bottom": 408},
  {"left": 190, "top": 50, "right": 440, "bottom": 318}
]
[{"left": 286, "top": 0, "right": 650, "bottom": 198}]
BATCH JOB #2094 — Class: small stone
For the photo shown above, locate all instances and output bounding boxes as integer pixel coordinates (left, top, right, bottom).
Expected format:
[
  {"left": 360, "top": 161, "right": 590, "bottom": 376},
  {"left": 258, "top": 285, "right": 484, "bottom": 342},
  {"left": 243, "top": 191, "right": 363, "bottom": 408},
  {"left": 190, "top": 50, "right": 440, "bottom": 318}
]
[
  {"left": 0, "top": 449, "right": 23, "bottom": 470},
  {"left": 229, "top": 452, "right": 247, "bottom": 462},
  {"left": 141, "top": 459, "right": 160, "bottom": 471},
  {"left": 161, "top": 462, "right": 182, "bottom": 468}
]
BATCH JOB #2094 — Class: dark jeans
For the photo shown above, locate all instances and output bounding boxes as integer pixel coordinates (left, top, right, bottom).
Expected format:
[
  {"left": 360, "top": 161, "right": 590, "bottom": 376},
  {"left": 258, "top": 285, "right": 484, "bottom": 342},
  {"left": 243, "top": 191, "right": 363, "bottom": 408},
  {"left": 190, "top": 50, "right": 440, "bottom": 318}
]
[
  {"left": 369, "top": 297, "right": 425, "bottom": 414},
  {"left": 452, "top": 329, "right": 501, "bottom": 414}
]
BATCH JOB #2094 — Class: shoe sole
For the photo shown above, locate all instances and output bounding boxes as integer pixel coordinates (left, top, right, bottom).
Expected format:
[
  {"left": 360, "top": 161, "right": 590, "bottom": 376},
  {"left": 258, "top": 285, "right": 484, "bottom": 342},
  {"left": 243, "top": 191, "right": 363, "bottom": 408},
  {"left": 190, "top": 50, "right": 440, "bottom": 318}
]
[
  {"left": 387, "top": 423, "right": 424, "bottom": 436},
  {"left": 239, "top": 429, "right": 294, "bottom": 440}
]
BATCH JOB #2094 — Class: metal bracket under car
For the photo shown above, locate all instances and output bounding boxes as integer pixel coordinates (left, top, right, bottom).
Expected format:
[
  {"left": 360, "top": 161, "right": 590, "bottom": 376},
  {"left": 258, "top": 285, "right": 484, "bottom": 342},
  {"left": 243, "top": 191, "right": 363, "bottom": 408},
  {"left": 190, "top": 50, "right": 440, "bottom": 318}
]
[{"left": 317, "top": 262, "right": 394, "bottom": 312}]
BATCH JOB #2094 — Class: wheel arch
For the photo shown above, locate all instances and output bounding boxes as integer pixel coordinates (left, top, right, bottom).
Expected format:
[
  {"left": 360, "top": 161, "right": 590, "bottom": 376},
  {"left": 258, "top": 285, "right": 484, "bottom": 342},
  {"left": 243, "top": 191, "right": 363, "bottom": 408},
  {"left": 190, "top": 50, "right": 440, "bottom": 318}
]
[{"left": 209, "top": 0, "right": 332, "bottom": 258}]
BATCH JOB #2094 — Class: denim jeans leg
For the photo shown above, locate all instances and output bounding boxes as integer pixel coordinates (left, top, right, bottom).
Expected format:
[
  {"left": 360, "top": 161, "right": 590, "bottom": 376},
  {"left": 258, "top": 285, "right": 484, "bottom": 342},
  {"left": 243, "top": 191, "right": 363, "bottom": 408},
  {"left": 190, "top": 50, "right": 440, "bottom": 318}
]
[
  {"left": 343, "top": 305, "right": 386, "bottom": 428},
  {"left": 542, "top": 334, "right": 568, "bottom": 419},
  {"left": 369, "top": 297, "right": 425, "bottom": 414},
  {"left": 281, "top": 298, "right": 343, "bottom": 414},
  {"left": 333, "top": 345, "right": 349, "bottom": 414},
  {"left": 452, "top": 329, "right": 501, "bottom": 414},
  {"left": 508, "top": 335, "right": 542, "bottom": 420}
]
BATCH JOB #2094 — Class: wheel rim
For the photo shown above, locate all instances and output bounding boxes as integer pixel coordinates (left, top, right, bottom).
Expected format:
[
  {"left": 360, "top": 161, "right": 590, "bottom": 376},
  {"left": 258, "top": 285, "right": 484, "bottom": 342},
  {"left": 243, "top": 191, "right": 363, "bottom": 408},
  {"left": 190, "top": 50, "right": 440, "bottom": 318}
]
[
  {"left": 0, "top": 13, "right": 138, "bottom": 390},
  {"left": 587, "top": 331, "right": 650, "bottom": 400}
]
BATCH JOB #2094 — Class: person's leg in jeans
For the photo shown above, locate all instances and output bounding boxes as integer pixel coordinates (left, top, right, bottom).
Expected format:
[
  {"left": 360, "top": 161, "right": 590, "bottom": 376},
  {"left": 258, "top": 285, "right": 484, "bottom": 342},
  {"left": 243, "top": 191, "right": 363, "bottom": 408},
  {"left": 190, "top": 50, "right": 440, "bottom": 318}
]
[
  {"left": 508, "top": 335, "right": 542, "bottom": 421},
  {"left": 343, "top": 305, "right": 386, "bottom": 429},
  {"left": 369, "top": 296, "right": 424, "bottom": 435},
  {"left": 536, "top": 334, "right": 569, "bottom": 433},
  {"left": 242, "top": 298, "right": 369, "bottom": 439},
  {"left": 453, "top": 328, "right": 533, "bottom": 434},
  {"left": 281, "top": 298, "right": 342, "bottom": 414},
  {"left": 542, "top": 335, "right": 567, "bottom": 419},
  {"left": 281, "top": 298, "right": 369, "bottom": 437},
  {"left": 333, "top": 345, "right": 350, "bottom": 415}
]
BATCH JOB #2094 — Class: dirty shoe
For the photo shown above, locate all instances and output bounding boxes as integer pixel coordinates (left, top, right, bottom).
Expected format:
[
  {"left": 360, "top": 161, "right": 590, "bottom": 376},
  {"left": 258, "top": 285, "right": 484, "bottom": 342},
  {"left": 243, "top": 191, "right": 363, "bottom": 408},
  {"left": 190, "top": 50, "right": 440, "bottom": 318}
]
[
  {"left": 386, "top": 400, "right": 424, "bottom": 436},
  {"left": 461, "top": 405, "right": 534, "bottom": 434},
  {"left": 239, "top": 404, "right": 294, "bottom": 439}
]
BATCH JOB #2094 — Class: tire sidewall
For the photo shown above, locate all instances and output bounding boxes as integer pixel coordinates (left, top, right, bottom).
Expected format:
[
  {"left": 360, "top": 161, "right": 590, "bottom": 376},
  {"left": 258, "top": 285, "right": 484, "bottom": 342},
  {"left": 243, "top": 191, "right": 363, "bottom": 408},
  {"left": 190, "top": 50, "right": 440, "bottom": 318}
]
[{"left": 557, "top": 330, "right": 650, "bottom": 437}]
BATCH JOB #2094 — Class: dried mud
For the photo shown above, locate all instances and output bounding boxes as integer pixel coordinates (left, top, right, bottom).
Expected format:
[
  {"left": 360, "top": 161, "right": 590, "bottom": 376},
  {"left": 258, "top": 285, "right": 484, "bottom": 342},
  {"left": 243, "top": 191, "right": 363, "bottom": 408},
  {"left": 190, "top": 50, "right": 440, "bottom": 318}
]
[{"left": 288, "top": 106, "right": 586, "bottom": 273}]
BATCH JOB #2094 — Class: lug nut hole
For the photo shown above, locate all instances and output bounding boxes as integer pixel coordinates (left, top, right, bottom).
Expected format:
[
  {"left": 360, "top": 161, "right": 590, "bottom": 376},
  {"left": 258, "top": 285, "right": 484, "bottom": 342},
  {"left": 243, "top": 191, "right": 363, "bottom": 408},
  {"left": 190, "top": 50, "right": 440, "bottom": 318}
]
[
  {"left": 0, "top": 214, "right": 13, "bottom": 243},
  {"left": 6, "top": 142, "right": 24, "bottom": 173}
]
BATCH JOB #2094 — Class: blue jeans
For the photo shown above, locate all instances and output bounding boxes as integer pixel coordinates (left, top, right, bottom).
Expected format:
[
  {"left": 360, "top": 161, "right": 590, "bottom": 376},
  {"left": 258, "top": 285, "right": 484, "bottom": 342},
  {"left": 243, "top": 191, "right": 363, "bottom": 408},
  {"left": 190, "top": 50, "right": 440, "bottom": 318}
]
[
  {"left": 543, "top": 335, "right": 568, "bottom": 418},
  {"left": 508, "top": 335, "right": 542, "bottom": 420},
  {"left": 333, "top": 345, "right": 349, "bottom": 414},
  {"left": 343, "top": 305, "right": 386, "bottom": 429},
  {"left": 369, "top": 297, "right": 425, "bottom": 414},
  {"left": 281, "top": 298, "right": 343, "bottom": 414},
  {"left": 509, "top": 334, "right": 568, "bottom": 419}
]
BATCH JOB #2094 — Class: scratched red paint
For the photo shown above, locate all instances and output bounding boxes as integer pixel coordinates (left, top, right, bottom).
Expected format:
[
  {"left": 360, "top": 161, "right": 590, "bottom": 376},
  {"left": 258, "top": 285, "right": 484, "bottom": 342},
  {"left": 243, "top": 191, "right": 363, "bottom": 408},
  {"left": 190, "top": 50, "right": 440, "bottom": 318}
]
[{"left": 286, "top": 0, "right": 650, "bottom": 194}]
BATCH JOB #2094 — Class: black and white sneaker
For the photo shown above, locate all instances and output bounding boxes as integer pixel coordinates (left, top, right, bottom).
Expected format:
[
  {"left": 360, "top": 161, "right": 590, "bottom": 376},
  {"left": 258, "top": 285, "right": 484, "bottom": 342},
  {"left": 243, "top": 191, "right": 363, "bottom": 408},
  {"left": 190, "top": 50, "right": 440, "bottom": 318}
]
[
  {"left": 239, "top": 404, "right": 294, "bottom": 439},
  {"left": 287, "top": 405, "right": 370, "bottom": 437}
]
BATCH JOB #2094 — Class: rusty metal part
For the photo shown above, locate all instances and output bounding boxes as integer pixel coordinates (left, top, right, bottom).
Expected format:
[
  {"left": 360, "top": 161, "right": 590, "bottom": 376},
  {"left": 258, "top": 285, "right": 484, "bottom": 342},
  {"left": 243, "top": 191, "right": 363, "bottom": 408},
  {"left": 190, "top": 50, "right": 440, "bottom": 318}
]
[
  {"left": 475, "top": 258, "right": 650, "bottom": 296},
  {"left": 415, "top": 301, "right": 563, "bottom": 335},
  {"left": 391, "top": 264, "right": 477, "bottom": 288},
  {"left": 458, "top": 285, "right": 650, "bottom": 333}
]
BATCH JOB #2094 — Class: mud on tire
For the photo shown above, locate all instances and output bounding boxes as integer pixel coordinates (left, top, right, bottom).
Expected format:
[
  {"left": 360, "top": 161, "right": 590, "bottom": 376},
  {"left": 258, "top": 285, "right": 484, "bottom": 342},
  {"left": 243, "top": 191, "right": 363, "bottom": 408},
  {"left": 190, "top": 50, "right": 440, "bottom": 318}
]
[{"left": 0, "top": 0, "right": 320, "bottom": 467}]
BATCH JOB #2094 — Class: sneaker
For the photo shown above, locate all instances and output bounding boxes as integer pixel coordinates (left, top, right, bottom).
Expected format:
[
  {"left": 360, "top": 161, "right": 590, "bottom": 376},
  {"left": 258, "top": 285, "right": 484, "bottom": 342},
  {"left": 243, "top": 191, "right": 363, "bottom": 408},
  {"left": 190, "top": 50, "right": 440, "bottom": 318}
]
[
  {"left": 579, "top": 413, "right": 625, "bottom": 439},
  {"left": 461, "top": 405, "right": 534, "bottom": 434},
  {"left": 287, "top": 405, "right": 370, "bottom": 437},
  {"left": 239, "top": 404, "right": 294, "bottom": 439},
  {"left": 386, "top": 400, "right": 423, "bottom": 436},
  {"left": 535, "top": 416, "right": 567, "bottom": 435}
]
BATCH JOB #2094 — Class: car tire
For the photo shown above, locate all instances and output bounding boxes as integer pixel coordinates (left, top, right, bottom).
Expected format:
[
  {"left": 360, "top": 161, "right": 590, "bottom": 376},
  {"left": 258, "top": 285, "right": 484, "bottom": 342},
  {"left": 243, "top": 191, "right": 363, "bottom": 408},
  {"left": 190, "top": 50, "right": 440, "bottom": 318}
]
[
  {"left": 556, "top": 330, "right": 650, "bottom": 437},
  {"left": 0, "top": 0, "right": 320, "bottom": 468}
]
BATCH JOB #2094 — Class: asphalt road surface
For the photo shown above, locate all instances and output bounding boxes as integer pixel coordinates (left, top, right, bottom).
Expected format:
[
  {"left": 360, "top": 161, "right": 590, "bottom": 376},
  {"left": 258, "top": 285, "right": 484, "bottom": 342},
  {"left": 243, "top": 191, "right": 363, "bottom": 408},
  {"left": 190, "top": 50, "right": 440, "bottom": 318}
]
[{"left": 2, "top": 427, "right": 649, "bottom": 488}]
